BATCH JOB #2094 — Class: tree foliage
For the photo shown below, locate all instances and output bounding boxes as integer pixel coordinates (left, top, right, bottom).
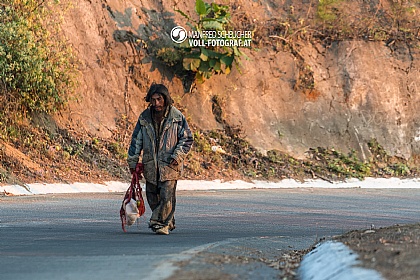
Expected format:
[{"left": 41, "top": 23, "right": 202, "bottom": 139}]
[{"left": 0, "top": 0, "right": 76, "bottom": 113}]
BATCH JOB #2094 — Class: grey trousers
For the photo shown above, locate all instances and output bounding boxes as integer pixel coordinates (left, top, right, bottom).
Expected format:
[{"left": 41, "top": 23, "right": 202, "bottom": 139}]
[{"left": 146, "top": 180, "right": 177, "bottom": 231}]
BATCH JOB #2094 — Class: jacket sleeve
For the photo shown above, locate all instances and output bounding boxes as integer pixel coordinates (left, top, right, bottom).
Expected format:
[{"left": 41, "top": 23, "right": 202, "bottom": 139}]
[
  {"left": 127, "top": 119, "right": 143, "bottom": 169},
  {"left": 172, "top": 115, "right": 193, "bottom": 164}
]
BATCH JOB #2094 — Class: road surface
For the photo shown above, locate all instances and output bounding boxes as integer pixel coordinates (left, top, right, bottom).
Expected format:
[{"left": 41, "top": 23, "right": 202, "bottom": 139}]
[{"left": 0, "top": 188, "right": 419, "bottom": 279}]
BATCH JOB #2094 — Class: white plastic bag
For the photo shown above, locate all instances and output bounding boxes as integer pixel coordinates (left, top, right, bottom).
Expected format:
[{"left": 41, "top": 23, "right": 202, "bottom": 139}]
[{"left": 124, "top": 198, "right": 140, "bottom": 226}]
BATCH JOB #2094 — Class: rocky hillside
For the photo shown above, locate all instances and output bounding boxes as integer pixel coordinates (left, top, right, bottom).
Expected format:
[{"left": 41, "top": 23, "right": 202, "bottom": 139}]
[{"left": 1, "top": 0, "right": 420, "bottom": 184}]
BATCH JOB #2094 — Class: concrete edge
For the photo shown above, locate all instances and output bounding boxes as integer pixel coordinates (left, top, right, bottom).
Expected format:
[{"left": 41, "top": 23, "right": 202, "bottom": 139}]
[
  {"left": 1, "top": 177, "right": 420, "bottom": 196},
  {"left": 297, "top": 241, "right": 384, "bottom": 280}
]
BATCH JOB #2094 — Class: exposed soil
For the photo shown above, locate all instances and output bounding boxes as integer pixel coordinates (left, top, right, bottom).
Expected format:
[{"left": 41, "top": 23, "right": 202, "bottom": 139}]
[
  {"left": 278, "top": 223, "right": 420, "bottom": 280},
  {"left": 334, "top": 223, "right": 420, "bottom": 280}
]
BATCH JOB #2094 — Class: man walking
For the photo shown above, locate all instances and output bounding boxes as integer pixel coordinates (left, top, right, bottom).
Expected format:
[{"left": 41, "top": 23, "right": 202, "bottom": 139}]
[{"left": 127, "top": 83, "right": 193, "bottom": 235}]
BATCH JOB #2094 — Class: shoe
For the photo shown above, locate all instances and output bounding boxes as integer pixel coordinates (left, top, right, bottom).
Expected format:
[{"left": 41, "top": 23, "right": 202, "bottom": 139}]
[
  {"left": 149, "top": 221, "right": 161, "bottom": 232},
  {"left": 155, "top": 226, "right": 169, "bottom": 235}
]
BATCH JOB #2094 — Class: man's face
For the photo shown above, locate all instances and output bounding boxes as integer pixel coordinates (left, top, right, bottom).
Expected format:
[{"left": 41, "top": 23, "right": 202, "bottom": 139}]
[{"left": 151, "top": 93, "right": 165, "bottom": 112}]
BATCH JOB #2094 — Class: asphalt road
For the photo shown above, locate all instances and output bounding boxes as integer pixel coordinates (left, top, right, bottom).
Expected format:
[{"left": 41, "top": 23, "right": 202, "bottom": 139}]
[{"left": 1, "top": 188, "right": 419, "bottom": 280}]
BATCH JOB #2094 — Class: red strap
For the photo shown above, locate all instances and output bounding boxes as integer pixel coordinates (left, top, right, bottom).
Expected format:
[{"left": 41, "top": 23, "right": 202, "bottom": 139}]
[{"left": 132, "top": 163, "right": 145, "bottom": 216}]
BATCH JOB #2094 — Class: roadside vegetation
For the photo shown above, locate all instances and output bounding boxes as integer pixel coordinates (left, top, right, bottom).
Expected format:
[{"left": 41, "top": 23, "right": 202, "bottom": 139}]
[
  {"left": 252, "top": 0, "right": 420, "bottom": 47},
  {"left": 182, "top": 127, "right": 419, "bottom": 182},
  {"left": 0, "top": 0, "right": 128, "bottom": 185},
  {"left": 0, "top": 0, "right": 76, "bottom": 113}
]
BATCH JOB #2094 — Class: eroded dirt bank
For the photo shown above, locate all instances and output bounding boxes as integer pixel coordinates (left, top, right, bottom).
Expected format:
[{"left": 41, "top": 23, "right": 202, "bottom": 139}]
[{"left": 59, "top": 0, "right": 420, "bottom": 160}]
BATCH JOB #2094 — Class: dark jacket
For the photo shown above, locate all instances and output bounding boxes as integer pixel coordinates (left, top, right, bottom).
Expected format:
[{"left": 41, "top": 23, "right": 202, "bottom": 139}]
[{"left": 127, "top": 106, "right": 193, "bottom": 184}]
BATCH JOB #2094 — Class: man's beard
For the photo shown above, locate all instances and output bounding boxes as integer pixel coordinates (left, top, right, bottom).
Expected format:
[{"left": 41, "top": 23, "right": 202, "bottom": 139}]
[{"left": 152, "top": 105, "right": 166, "bottom": 116}]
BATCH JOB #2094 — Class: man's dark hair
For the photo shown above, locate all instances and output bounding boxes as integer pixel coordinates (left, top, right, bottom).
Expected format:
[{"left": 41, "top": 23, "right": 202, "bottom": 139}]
[{"left": 145, "top": 83, "right": 173, "bottom": 106}]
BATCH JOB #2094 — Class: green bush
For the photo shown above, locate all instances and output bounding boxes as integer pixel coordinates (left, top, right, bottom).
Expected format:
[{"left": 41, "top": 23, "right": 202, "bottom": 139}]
[
  {"left": 171, "top": 0, "right": 249, "bottom": 83},
  {"left": 0, "top": 0, "right": 76, "bottom": 113}
]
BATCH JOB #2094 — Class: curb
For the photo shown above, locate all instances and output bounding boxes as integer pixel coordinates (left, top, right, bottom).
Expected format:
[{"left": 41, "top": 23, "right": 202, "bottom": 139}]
[
  {"left": 298, "top": 241, "right": 384, "bottom": 280},
  {"left": 2, "top": 177, "right": 420, "bottom": 196}
]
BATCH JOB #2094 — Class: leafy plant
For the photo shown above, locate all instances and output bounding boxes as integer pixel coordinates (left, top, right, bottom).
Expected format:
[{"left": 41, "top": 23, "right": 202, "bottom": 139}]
[
  {"left": 156, "top": 47, "right": 182, "bottom": 67},
  {"left": 193, "top": 131, "right": 212, "bottom": 153},
  {"left": 391, "top": 163, "right": 410, "bottom": 176},
  {"left": 107, "top": 142, "right": 127, "bottom": 160},
  {"left": 308, "top": 147, "right": 371, "bottom": 180},
  {"left": 368, "top": 138, "right": 389, "bottom": 162},
  {"left": 316, "top": 0, "right": 343, "bottom": 23},
  {"left": 173, "top": 0, "right": 249, "bottom": 83},
  {"left": 367, "top": 138, "right": 415, "bottom": 177},
  {"left": 0, "top": 0, "right": 76, "bottom": 113}
]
